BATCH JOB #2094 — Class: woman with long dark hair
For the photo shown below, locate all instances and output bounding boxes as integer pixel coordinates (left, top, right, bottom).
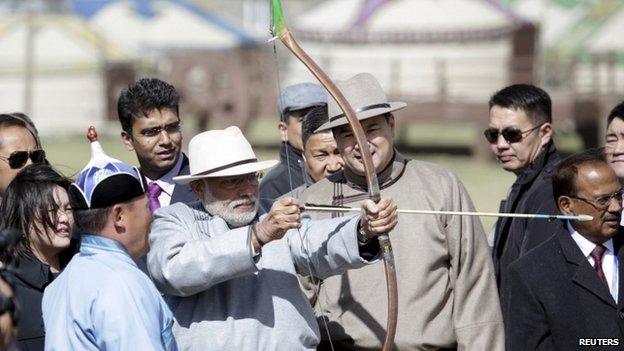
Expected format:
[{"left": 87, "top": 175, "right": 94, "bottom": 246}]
[{"left": 0, "top": 163, "right": 74, "bottom": 350}]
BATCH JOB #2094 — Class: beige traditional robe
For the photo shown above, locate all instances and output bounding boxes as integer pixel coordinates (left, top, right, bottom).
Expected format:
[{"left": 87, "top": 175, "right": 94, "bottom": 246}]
[{"left": 299, "top": 152, "right": 504, "bottom": 350}]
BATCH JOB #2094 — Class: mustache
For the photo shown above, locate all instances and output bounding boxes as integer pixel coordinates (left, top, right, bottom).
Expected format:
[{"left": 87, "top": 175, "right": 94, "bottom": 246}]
[{"left": 229, "top": 197, "right": 257, "bottom": 210}]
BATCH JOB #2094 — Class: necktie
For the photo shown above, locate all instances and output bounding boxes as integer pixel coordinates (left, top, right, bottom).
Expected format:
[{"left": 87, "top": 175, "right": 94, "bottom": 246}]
[
  {"left": 147, "top": 182, "right": 162, "bottom": 212},
  {"left": 590, "top": 245, "right": 609, "bottom": 289}
]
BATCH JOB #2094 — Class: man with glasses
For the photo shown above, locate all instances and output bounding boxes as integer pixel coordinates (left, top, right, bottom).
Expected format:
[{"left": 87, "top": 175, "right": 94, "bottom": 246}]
[
  {"left": 485, "top": 84, "right": 561, "bottom": 299},
  {"left": 0, "top": 113, "right": 45, "bottom": 200},
  {"left": 147, "top": 126, "right": 398, "bottom": 350},
  {"left": 118, "top": 78, "right": 196, "bottom": 213},
  {"left": 505, "top": 151, "right": 624, "bottom": 350}
]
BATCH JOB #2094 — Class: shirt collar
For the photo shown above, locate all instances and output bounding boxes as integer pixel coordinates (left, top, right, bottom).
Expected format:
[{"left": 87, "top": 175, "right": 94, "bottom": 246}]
[
  {"left": 516, "top": 140, "right": 558, "bottom": 185},
  {"left": 80, "top": 234, "right": 130, "bottom": 256},
  {"left": 567, "top": 221, "right": 615, "bottom": 257},
  {"left": 144, "top": 153, "right": 183, "bottom": 196}
]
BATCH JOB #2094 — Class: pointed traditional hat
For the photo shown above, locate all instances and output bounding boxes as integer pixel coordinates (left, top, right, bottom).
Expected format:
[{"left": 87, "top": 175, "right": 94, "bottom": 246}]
[{"left": 69, "top": 127, "right": 146, "bottom": 210}]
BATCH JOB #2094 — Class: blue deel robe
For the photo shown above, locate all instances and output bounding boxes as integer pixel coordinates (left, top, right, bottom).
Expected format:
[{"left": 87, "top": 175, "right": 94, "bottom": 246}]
[{"left": 42, "top": 234, "right": 177, "bottom": 351}]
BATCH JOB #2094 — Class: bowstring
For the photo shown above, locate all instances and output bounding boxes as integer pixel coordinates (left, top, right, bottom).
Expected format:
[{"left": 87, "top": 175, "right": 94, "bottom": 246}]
[{"left": 271, "top": 35, "right": 335, "bottom": 351}]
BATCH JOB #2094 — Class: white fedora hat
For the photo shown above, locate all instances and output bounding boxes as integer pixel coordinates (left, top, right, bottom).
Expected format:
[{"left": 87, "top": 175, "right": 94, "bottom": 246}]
[
  {"left": 173, "top": 126, "right": 278, "bottom": 184},
  {"left": 316, "top": 72, "right": 406, "bottom": 132}
]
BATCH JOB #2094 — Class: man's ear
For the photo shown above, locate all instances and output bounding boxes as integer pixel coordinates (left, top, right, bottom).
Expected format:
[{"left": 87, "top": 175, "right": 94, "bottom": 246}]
[
  {"left": 558, "top": 196, "right": 573, "bottom": 215},
  {"left": 189, "top": 180, "right": 204, "bottom": 199},
  {"left": 121, "top": 131, "right": 135, "bottom": 152},
  {"left": 387, "top": 114, "right": 396, "bottom": 137},
  {"left": 111, "top": 204, "right": 126, "bottom": 234},
  {"left": 539, "top": 123, "right": 553, "bottom": 148},
  {"left": 278, "top": 121, "right": 288, "bottom": 142}
]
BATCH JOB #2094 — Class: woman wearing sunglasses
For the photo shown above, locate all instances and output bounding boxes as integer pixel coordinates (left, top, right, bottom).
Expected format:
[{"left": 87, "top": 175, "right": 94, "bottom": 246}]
[
  {"left": 0, "top": 113, "right": 46, "bottom": 201},
  {"left": 0, "top": 163, "right": 75, "bottom": 350}
]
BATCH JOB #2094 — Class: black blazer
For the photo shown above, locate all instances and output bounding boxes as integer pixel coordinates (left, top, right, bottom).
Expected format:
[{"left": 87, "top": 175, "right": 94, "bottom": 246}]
[
  {"left": 169, "top": 153, "right": 197, "bottom": 205},
  {"left": 493, "top": 141, "right": 561, "bottom": 293},
  {"left": 12, "top": 254, "right": 56, "bottom": 351},
  {"left": 506, "top": 222, "right": 624, "bottom": 351}
]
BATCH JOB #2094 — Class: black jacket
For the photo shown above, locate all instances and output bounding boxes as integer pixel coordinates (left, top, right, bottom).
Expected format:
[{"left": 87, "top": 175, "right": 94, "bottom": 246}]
[
  {"left": 169, "top": 153, "right": 197, "bottom": 205},
  {"left": 259, "top": 143, "right": 305, "bottom": 206},
  {"left": 506, "top": 223, "right": 624, "bottom": 351},
  {"left": 12, "top": 254, "right": 56, "bottom": 351},
  {"left": 493, "top": 141, "right": 561, "bottom": 293}
]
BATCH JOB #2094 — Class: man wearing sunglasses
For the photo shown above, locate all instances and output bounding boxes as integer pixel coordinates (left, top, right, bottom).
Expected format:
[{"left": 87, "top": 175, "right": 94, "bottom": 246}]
[
  {"left": 486, "top": 84, "right": 561, "bottom": 302},
  {"left": 0, "top": 113, "right": 46, "bottom": 200},
  {"left": 505, "top": 151, "right": 624, "bottom": 350},
  {"left": 118, "top": 78, "right": 197, "bottom": 213}
]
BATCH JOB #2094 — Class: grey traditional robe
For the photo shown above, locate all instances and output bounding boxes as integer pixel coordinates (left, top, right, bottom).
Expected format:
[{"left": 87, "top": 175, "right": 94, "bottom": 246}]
[
  {"left": 299, "top": 152, "right": 504, "bottom": 350},
  {"left": 147, "top": 201, "right": 376, "bottom": 351}
]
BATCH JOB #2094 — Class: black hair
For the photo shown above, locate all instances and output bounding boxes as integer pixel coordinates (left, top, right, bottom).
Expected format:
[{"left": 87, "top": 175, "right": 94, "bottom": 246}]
[
  {"left": 552, "top": 149, "right": 606, "bottom": 202},
  {"left": 72, "top": 207, "right": 112, "bottom": 235},
  {"left": 301, "top": 105, "right": 329, "bottom": 147},
  {"left": 0, "top": 164, "right": 71, "bottom": 260},
  {"left": 488, "top": 84, "right": 552, "bottom": 125},
  {"left": 117, "top": 78, "right": 180, "bottom": 133},
  {"left": 0, "top": 113, "right": 41, "bottom": 149},
  {"left": 607, "top": 101, "right": 624, "bottom": 128}
]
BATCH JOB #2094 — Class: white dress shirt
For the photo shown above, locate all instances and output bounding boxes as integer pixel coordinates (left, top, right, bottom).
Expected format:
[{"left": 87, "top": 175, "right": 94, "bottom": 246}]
[
  {"left": 144, "top": 155, "right": 184, "bottom": 207},
  {"left": 568, "top": 222, "right": 619, "bottom": 302}
]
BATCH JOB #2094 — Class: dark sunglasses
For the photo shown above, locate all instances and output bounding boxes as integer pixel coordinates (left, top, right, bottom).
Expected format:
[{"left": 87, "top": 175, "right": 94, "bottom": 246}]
[
  {"left": 0, "top": 149, "right": 46, "bottom": 169},
  {"left": 483, "top": 124, "right": 544, "bottom": 144}
]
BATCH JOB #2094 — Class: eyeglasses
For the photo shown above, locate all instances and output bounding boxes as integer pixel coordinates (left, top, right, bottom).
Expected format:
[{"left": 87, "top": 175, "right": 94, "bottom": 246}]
[
  {"left": 138, "top": 122, "right": 182, "bottom": 138},
  {"left": 483, "top": 124, "right": 544, "bottom": 144},
  {"left": 570, "top": 190, "right": 623, "bottom": 211},
  {"left": 219, "top": 172, "right": 263, "bottom": 190},
  {"left": 0, "top": 149, "right": 46, "bottom": 169}
]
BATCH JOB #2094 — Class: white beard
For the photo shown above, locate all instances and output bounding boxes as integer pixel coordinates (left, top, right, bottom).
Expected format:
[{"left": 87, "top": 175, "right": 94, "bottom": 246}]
[{"left": 201, "top": 182, "right": 258, "bottom": 228}]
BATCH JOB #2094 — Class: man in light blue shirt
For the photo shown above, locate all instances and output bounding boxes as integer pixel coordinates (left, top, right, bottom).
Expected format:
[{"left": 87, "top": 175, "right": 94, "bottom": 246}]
[{"left": 41, "top": 134, "right": 177, "bottom": 350}]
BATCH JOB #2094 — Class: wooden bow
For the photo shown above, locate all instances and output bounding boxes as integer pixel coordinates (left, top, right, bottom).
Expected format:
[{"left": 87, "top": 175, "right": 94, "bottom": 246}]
[{"left": 270, "top": 1, "right": 398, "bottom": 350}]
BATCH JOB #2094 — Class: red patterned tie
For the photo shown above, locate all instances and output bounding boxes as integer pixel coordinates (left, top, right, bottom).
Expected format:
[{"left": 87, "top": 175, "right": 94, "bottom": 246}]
[{"left": 590, "top": 245, "right": 609, "bottom": 289}]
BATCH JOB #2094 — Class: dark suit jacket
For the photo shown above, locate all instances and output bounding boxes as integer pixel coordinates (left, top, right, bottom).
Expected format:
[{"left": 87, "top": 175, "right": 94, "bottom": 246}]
[
  {"left": 494, "top": 141, "right": 561, "bottom": 297},
  {"left": 259, "top": 143, "right": 305, "bottom": 205},
  {"left": 506, "top": 222, "right": 624, "bottom": 351},
  {"left": 169, "top": 153, "right": 197, "bottom": 205}
]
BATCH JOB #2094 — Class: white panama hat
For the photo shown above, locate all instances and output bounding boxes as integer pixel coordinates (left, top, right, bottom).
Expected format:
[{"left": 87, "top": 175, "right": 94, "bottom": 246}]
[{"left": 173, "top": 126, "right": 278, "bottom": 184}]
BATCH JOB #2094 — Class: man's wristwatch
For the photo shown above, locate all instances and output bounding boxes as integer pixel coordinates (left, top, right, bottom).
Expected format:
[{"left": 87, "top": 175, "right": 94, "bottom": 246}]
[{"left": 357, "top": 222, "right": 372, "bottom": 245}]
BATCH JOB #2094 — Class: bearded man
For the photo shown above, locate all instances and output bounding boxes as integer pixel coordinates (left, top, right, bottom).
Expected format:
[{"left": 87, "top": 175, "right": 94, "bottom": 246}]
[{"left": 146, "top": 126, "right": 398, "bottom": 350}]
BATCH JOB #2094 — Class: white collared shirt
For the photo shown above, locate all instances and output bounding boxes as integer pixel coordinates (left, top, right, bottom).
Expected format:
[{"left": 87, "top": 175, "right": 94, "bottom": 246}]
[
  {"left": 144, "top": 155, "right": 184, "bottom": 207},
  {"left": 568, "top": 222, "right": 619, "bottom": 302}
]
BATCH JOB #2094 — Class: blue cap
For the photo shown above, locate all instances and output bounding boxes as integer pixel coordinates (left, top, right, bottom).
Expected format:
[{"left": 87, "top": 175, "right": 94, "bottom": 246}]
[
  {"left": 68, "top": 131, "right": 146, "bottom": 210},
  {"left": 276, "top": 83, "right": 327, "bottom": 118}
]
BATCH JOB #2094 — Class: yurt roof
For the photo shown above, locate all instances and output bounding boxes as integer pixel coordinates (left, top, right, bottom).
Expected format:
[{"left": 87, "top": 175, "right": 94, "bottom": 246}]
[
  {"left": 585, "top": 3, "right": 624, "bottom": 53},
  {"left": 294, "top": 0, "right": 523, "bottom": 44},
  {"left": 508, "top": 0, "right": 624, "bottom": 53},
  {"left": 72, "top": 0, "right": 257, "bottom": 52},
  {"left": 0, "top": 14, "right": 127, "bottom": 70},
  {"left": 510, "top": 0, "right": 584, "bottom": 47}
]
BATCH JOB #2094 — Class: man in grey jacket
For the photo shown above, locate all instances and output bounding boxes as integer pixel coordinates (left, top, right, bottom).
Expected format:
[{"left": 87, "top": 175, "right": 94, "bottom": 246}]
[{"left": 147, "top": 126, "right": 397, "bottom": 350}]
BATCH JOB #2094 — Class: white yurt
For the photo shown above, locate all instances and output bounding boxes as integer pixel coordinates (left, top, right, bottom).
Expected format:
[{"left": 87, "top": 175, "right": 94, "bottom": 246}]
[
  {"left": 285, "top": 0, "right": 524, "bottom": 103},
  {"left": 0, "top": 14, "right": 127, "bottom": 136}
]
